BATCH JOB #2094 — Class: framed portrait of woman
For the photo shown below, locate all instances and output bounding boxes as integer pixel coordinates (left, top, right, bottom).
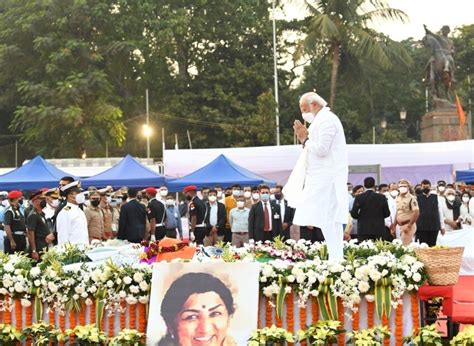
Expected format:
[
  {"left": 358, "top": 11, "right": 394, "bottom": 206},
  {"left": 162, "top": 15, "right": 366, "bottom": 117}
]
[{"left": 147, "top": 262, "right": 260, "bottom": 346}]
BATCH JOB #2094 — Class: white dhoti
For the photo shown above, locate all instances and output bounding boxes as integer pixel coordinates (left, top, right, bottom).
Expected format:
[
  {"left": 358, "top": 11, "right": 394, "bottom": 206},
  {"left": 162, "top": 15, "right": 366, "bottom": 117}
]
[{"left": 284, "top": 107, "right": 348, "bottom": 260}]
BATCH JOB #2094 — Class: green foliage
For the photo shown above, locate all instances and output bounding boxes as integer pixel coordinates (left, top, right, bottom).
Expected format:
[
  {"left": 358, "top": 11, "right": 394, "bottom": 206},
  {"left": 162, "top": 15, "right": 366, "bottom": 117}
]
[{"left": 404, "top": 323, "right": 443, "bottom": 346}]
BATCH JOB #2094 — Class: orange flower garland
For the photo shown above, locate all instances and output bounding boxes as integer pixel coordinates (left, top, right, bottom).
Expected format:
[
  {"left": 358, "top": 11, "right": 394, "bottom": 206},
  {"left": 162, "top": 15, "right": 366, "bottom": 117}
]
[
  {"left": 4, "top": 295, "right": 12, "bottom": 325},
  {"left": 352, "top": 304, "right": 360, "bottom": 331},
  {"left": 25, "top": 302, "right": 33, "bottom": 327},
  {"left": 257, "top": 294, "right": 261, "bottom": 329},
  {"left": 299, "top": 305, "right": 307, "bottom": 330},
  {"left": 108, "top": 313, "right": 115, "bottom": 337},
  {"left": 265, "top": 297, "right": 272, "bottom": 328},
  {"left": 286, "top": 292, "right": 294, "bottom": 345},
  {"left": 395, "top": 304, "right": 403, "bottom": 346},
  {"left": 129, "top": 303, "right": 137, "bottom": 329},
  {"left": 337, "top": 299, "right": 345, "bottom": 346},
  {"left": 69, "top": 310, "right": 77, "bottom": 330},
  {"left": 311, "top": 298, "right": 319, "bottom": 324},
  {"left": 367, "top": 301, "right": 375, "bottom": 329},
  {"left": 89, "top": 301, "right": 96, "bottom": 325},
  {"left": 79, "top": 303, "right": 86, "bottom": 326},
  {"left": 411, "top": 294, "right": 420, "bottom": 334},
  {"left": 48, "top": 309, "right": 55, "bottom": 325},
  {"left": 138, "top": 303, "right": 147, "bottom": 333},
  {"left": 101, "top": 314, "right": 105, "bottom": 332},
  {"left": 120, "top": 302, "right": 126, "bottom": 330},
  {"left": 15, "top": 299, "right": 22, "bottom": 329},
  {"left": 382, "top": 314, "right": 390, "bottom": 346},
  {"left": 59, "top": 313, "right": 66, "bottom": 332}
]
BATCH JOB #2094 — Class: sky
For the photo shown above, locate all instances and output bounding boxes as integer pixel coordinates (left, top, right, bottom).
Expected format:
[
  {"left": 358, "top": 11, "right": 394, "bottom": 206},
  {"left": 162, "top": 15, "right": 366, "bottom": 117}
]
[{"left": 284, "top": 0, "right": 474, "bottom": 41}]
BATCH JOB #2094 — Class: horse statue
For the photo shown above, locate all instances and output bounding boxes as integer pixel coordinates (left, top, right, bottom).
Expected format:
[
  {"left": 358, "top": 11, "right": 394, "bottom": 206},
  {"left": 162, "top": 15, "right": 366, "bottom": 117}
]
[{"left": 422, "top": 25, "right": 456, "bottom": 109}]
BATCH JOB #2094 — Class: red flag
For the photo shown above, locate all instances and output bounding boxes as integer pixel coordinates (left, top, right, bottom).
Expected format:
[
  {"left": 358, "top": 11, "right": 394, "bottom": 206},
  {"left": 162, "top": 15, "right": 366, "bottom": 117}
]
[{"left": 455, "top": 94, "right": 466, "bottom": 126}]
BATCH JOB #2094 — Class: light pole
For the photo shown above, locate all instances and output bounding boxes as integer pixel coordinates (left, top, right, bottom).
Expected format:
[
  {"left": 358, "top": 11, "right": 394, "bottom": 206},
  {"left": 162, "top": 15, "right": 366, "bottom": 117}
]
[
  {"left": 272, "top": 0, "right": 280, "bottom": 146},
  {"left": 400, "top": 107, "right": 407, "bottom": 122},
  {"left": 145, "top": 89, "right": 151, "bottom": 159}
]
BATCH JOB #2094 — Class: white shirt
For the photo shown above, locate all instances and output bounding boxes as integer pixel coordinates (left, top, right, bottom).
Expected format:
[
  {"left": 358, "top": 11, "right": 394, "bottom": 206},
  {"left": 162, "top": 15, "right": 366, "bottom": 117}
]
[
  {"left": 56, "top": 202, "right": 89, "bottom": 245},
  {"left": 276, "top": 199, "right": 286, "bottom": 224},
  {"left": 261, "top": 201, "right": 272, "bottom": 231},
  {"left": 209, "top": 202, "right": 218, "bottom": 226},
  {"left": 384, "top": 193, "right": 397, "bottom": 228}
]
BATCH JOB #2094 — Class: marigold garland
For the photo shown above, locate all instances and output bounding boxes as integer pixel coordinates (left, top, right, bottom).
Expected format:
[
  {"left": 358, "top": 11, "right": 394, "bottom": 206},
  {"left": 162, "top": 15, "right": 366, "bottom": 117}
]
[
  {"left": 367, "top": 301, "right": 375, "bottom": 329},
  {"left": 311, "top": 298, "right": 319, "bottom": 324},
  {"left": 89, "top": 300, "right": 96, "bottom": 325},
  {"left": 25, "top": 302, "right": 33, "bottom": 327},
  {"left": 69, "top": 310, "right": 76, "bottom": 330},
  {"left": 276, "top": 311, "right": 283, "bottom": 328},
  {"left": 411, "top": 294, "right": 420, "bottom": 335},
  {"left": 48, "top": 309, "right": 55, "bottom": 325},
  {"left": 129, "top": 303, "right": 137, "bottom": 330},
  {"left": 257, "top": 294, "right": 261, "bottom": 329},
  {"left": 138, "top": 303, "right": 147, "bottom": 333},
  {"left": 395, "top": 304, "right": 403, "bottom": 346},
  {"left": 299, "top": 305, "right": 307, "bottom": 346},
  {"left": 286, "top": 292, "right": 294, "bottom": 346},
  {"left": 15, "top": 299, "right": 22, "bottom": 329},
  {"left": 59, "top": 313, "right": 66, "bottom": 331},
  {"left": 79, "top": 303, "right": 86, "bottom": 326},
  {"left": 337, "top": 299, "right": 345, "bottom": 346},
  {"left": 120, "top": 302, "right": 126, "bottom": 330},
  {"left": 265, "top": 297, "right": 272, "bottom": 328},
  {"left": 352, "top": 304, "right": 360, "bottom": 331},
  {"left": 382, "top": 313, "right": 390, "bottom": 346},
  {"left": 108, "top": 313, "right": 115, "bottom": 337}
]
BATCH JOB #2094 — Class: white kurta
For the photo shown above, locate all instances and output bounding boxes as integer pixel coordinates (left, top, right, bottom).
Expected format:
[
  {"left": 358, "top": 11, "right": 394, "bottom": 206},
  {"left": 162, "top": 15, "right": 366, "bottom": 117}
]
[
  {"left": 56, "top": 202, "right": 89, "bottom": 246},
  {"left": 284, "top": 107, "right": 348, "bottom": 259}
]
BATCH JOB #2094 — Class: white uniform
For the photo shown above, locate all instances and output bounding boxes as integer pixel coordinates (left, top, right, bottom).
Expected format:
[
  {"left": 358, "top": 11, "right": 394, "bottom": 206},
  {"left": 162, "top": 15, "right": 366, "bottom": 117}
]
[
  {"left": 56, "top": 202, "right": 89, "bottom": 246},
  {"left": 284, "top": 107, "right": 348, "bottom": 260}
]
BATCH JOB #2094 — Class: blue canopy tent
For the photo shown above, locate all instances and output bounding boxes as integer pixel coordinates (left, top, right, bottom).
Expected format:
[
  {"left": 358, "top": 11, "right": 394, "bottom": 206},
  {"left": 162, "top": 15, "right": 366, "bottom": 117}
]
[
  {"left": 82, "top": 155, "right": 165, "bottom": 188},
  {"left": 166, "top": 154, "right": 275, "bottom": 192},
  {"left": 0, "top": 156, "right": 75, "bottom": 190},
  {"left": 456, "top": 169, "right": 474, "bottom": 183}
]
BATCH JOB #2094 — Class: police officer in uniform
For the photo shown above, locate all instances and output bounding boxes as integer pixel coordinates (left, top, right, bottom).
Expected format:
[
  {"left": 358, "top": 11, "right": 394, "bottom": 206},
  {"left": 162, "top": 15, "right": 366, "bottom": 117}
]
[
  {"left": 145, "top": 187, "right": 167, "bottom": 240},
  {"left": 184, "top": 185, "right": 207, "bottom": 244},
  {"left": 3, "top": 190, "right": 27, "bottom": 254},
  {"left": 56, "top": 181, "right": 89, "bottom": 246},
  {"left": 394, "top": 179, "right": 420, "bottom": 245},
  {"left": 26, "top": 190, "right": 50, "bottom": 260}
]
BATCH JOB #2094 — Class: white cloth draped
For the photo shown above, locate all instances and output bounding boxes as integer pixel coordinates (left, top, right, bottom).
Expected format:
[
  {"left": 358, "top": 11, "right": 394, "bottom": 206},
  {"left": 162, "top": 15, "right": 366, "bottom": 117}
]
[{"left": 437, "top": 227, "right": 474, "bottom": 275}]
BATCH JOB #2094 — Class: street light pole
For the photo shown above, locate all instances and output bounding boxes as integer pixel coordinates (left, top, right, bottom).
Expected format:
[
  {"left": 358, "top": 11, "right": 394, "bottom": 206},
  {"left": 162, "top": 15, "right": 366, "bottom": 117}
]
[
  {"left": 272, "top": 0, "right": 280, "bottom": 146},
  {"left": 145, "top": 88, "right": 150, "bottom": 159}
]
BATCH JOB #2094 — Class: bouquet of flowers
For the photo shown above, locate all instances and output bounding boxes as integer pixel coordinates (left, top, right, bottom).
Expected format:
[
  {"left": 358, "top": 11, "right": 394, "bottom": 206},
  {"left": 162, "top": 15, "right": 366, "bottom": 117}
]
[{"left": 248, "top": 325, "right": 295, "bottom": 346}]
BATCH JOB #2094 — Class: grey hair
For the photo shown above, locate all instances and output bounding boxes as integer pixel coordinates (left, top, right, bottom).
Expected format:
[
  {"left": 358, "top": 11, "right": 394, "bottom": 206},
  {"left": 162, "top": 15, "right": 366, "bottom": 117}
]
[{"left": 300, "top": 92, "right": 328, "bottom": 108}]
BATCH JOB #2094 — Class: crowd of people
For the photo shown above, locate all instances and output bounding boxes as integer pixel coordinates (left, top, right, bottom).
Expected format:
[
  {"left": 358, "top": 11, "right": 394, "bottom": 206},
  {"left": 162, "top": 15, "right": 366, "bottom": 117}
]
[{"left": 0, "top": 175, "right": 470, "bottom": 260}]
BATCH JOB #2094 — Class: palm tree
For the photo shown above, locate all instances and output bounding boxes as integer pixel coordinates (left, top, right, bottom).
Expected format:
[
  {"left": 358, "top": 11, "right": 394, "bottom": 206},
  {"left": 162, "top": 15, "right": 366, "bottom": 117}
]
[{"left": 301, "top": 0, "right": 412, "bottom": 108}]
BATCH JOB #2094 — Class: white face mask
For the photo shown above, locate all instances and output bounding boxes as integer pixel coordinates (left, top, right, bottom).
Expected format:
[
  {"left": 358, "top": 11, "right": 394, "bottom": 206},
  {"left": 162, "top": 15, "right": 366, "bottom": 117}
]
[
  {"left": 75, "top": 193, "right": 86, "bottom": 204},
  {"left": 2, "top": 200, "right": 9, "bottom": 208},
  {"left": 438, "top": 186, "right": 446, "bottom": 193},
  {"left": 159, "top": 190, "right": 168, "bottom": 197},
  {"left": 302, "top": 112, "right": 315, "bottom": 124},
  {"left": 390, "top": 190, "right": 399, "bottom": 198},
  {"left": 217, "top": 191, "right": 223, "bottom": 198},
  {"left": 398, "top": 187, "right": 408, "bottom": 194},
  {"left": 165, "top": 199, "right": 175, "bottom": 206},
  {"left": 462, "top": 196, "right": 470, "bottom": 203},
  {"left": 252, "top": 193, "right": 260, "bottom": 200},
  {"left": 232, "top": 190, "right": 240, "bottom": 197},
  {"left": 446, "top": 195, "right": 456, "bottom": 202},
  {"left": 106, "top": 196, "right": 112, "bottom": 203},
  {"left": 243, "top": 191, "right": 251, "bottom": 199},
  {"left": 51, "top": 199, "right": 59, "bottom": 208},
  {"left": 208, "top": 196, "right": 217, "bottom": 203},
  {"left": 269, "top": 194, "right": 276, "bottom": 201},
  {"left": 236, "top": 201, "right": 245, "bottom": 208}
]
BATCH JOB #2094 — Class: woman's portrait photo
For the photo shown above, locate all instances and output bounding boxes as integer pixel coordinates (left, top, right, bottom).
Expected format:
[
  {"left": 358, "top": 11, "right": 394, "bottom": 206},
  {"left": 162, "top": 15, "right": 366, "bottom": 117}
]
[{"left": 147, "top": 262, "right": 260, "bottom": 346}]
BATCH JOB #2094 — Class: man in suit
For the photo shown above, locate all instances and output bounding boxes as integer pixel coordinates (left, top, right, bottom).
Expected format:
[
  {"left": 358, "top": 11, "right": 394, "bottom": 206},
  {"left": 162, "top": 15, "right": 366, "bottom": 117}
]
[
  {"left": 273, "top": 184, "right": 294, "bottom": 240},
  {"left": 117, "top": 188, "right": 147, "bottom": 243},
  {"left": 248, "top": 185, "right": 282, "bottom": 242},
  {"left": 204, "top": 189, "right": 227, "bottom": 246},
  {"left": 351, "top": 177, "right": 391, "bottom": 242}
]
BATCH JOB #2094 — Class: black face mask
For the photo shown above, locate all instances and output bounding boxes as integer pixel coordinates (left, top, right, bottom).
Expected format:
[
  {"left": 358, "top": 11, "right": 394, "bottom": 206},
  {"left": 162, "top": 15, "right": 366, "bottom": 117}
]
[
  {"left": 91, "top": 200, "right": 100, "bottom": 207},
  {"left": 39, "top": 200, "right": 47, "bottom": 209},
  {"left": 415, "top": 188, "right": 423, "bottom": 195},
  {"left": 274, "top": 193, "right": 282, "bottom": 201},
  {"left": 18, "top": 199, "right": 24, "bottom": 205},
  {"left": 122, "top": 194, "right": 128, "bottom": 201},
  {"left": 186, "top": 195, "right": 193, "bottom": 201},
  {"left": 224, "top": 192, "right": 232, "bottom": 197},
  {"left": 422, "top": 188, "right": 431, "bottom": 195}
]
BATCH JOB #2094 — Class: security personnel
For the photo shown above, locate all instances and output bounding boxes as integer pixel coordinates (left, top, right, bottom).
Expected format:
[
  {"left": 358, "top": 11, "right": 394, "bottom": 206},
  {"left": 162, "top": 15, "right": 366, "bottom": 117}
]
[
  {"left": 145, "top": 187, "right": 167, "bottom": 240},
  {"left": 56, "top": 181, "right": 89, "bottom": 246},
  {"left": 84, "top": 190, "right": 105, "bottom": 242},
  {"left": 184, "top": 185, "right": 207, "bottom": 244},
  {"left": 394, "top": 179, "right": 420, "bottom": 245},
  {"left": 3, "top": 190, "right": 27, "bottom": 254},
  {"left": 26, "top": 190, "right": 50, "bottom": 260}
]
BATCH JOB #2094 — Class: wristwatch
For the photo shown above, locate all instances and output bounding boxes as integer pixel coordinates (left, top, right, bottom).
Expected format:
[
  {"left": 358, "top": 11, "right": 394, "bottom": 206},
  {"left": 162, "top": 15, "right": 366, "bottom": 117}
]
[{"left": 302, "top": 138, "right": 309, "bottom": 148}]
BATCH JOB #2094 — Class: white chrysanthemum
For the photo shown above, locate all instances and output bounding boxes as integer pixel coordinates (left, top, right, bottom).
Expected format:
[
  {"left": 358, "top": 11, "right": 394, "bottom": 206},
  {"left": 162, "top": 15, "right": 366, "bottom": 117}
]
[
  {"left": 48, "top": 282, "right": 58, "bottom": 293},
  {"left": 123, "top": 277, "right": 132, "bottom": 285},
  {"left": 139, "top": 281, "right": 149, "bottom": 291},
  {"left": 133, "top": 272, "right": 144, "bottom": 283},
  {"left": 358, "top": 281, "right": 370, "bottom": 293},
  {"left": 30, "top": 267, "right": 41, "bottom": 277},
  {"left": 126, "top": 296, "right": 138, "bottom": 305},
  {"left": 412, "top": 272, "right": 422, "bottom": 282}
]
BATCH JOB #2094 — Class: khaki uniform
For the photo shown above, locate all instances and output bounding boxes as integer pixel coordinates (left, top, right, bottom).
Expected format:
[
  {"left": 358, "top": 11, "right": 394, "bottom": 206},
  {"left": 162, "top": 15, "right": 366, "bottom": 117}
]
[
  {"left": 396, "top": 193, "right": 419, "bottom": 245},
  {"left": 101, "top": 206, "right": 113, "bottom": 239},
  {"left": 84, "top": 206, "right": 104, "bottom": 241}
]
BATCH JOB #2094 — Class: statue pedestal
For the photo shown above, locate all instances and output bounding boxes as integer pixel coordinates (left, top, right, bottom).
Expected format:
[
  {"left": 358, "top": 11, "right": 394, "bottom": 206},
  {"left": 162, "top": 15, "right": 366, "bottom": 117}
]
[{"left": 420, "top": 108, "right": 468, "bottom": 142}]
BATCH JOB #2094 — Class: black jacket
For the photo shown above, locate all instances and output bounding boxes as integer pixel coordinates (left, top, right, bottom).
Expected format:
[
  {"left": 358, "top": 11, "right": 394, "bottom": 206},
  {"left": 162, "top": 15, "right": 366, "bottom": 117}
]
[
  {"left": 205, "top": 202, "right": 227, "bottom": 236},
  {"left": 350, "top": 190, "right": 390, "bottom": 236},
  {"left": 118, "top": 199, "right": 147, "bottom": 243},
  {"left": 416, "top": 193, "right": 441, "bottom": 231},
  {"left": 248, "top": 201, "right": 282, "bottom": 241}
]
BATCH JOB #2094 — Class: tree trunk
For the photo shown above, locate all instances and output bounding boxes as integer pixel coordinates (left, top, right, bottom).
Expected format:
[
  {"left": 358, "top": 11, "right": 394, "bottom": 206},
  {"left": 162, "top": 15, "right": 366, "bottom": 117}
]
[{"left": 329, "top": 42, "right": 340, "bottom": 108}]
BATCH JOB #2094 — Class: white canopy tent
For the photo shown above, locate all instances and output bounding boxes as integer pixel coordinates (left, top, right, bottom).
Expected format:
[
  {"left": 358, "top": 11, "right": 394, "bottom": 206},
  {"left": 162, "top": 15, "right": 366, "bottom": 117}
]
[{"left": 164, "top": 140, "right": 474, "bottom": 185}]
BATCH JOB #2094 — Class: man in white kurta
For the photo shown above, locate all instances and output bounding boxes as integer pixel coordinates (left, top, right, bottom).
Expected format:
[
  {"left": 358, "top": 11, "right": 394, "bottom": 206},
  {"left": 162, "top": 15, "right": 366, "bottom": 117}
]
[{"left": 284, "top": 92, "right": 348, "bottom": 260}]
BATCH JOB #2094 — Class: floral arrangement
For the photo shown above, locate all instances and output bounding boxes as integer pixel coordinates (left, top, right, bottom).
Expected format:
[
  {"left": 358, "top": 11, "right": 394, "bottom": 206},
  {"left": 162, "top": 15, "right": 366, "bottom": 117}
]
[
  {"left": 109, "top": 329, "right": 146, "bottom": 346},
  {"left": 297, "top": 320, "right": 344, "bottom": 344},
  {"left": 248, "top": 325, "right": 295, "bottom": 346},
  {"left": 450, "top": 325, "right": 474, "bottom": 345},
  {"left": 0, "top": 324, "right": 22, "bottom": 345},
  {"left": 404, "top": 324, "right": 443, "bottom": 346},
  {"left": 139, "top": 239, "right": 191, "bottom": 263},
  {"left": 64, "top": 324, "right": 108, "bottom": 345},
  {"left": 0, "top": 253, "right": 33, "bottom": 304},
  {"left": 347, "top": 325, "right": 391, "bottom": 345},
  {"left": 22, "top": 322, "right": 63, "bottom": 345}
]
